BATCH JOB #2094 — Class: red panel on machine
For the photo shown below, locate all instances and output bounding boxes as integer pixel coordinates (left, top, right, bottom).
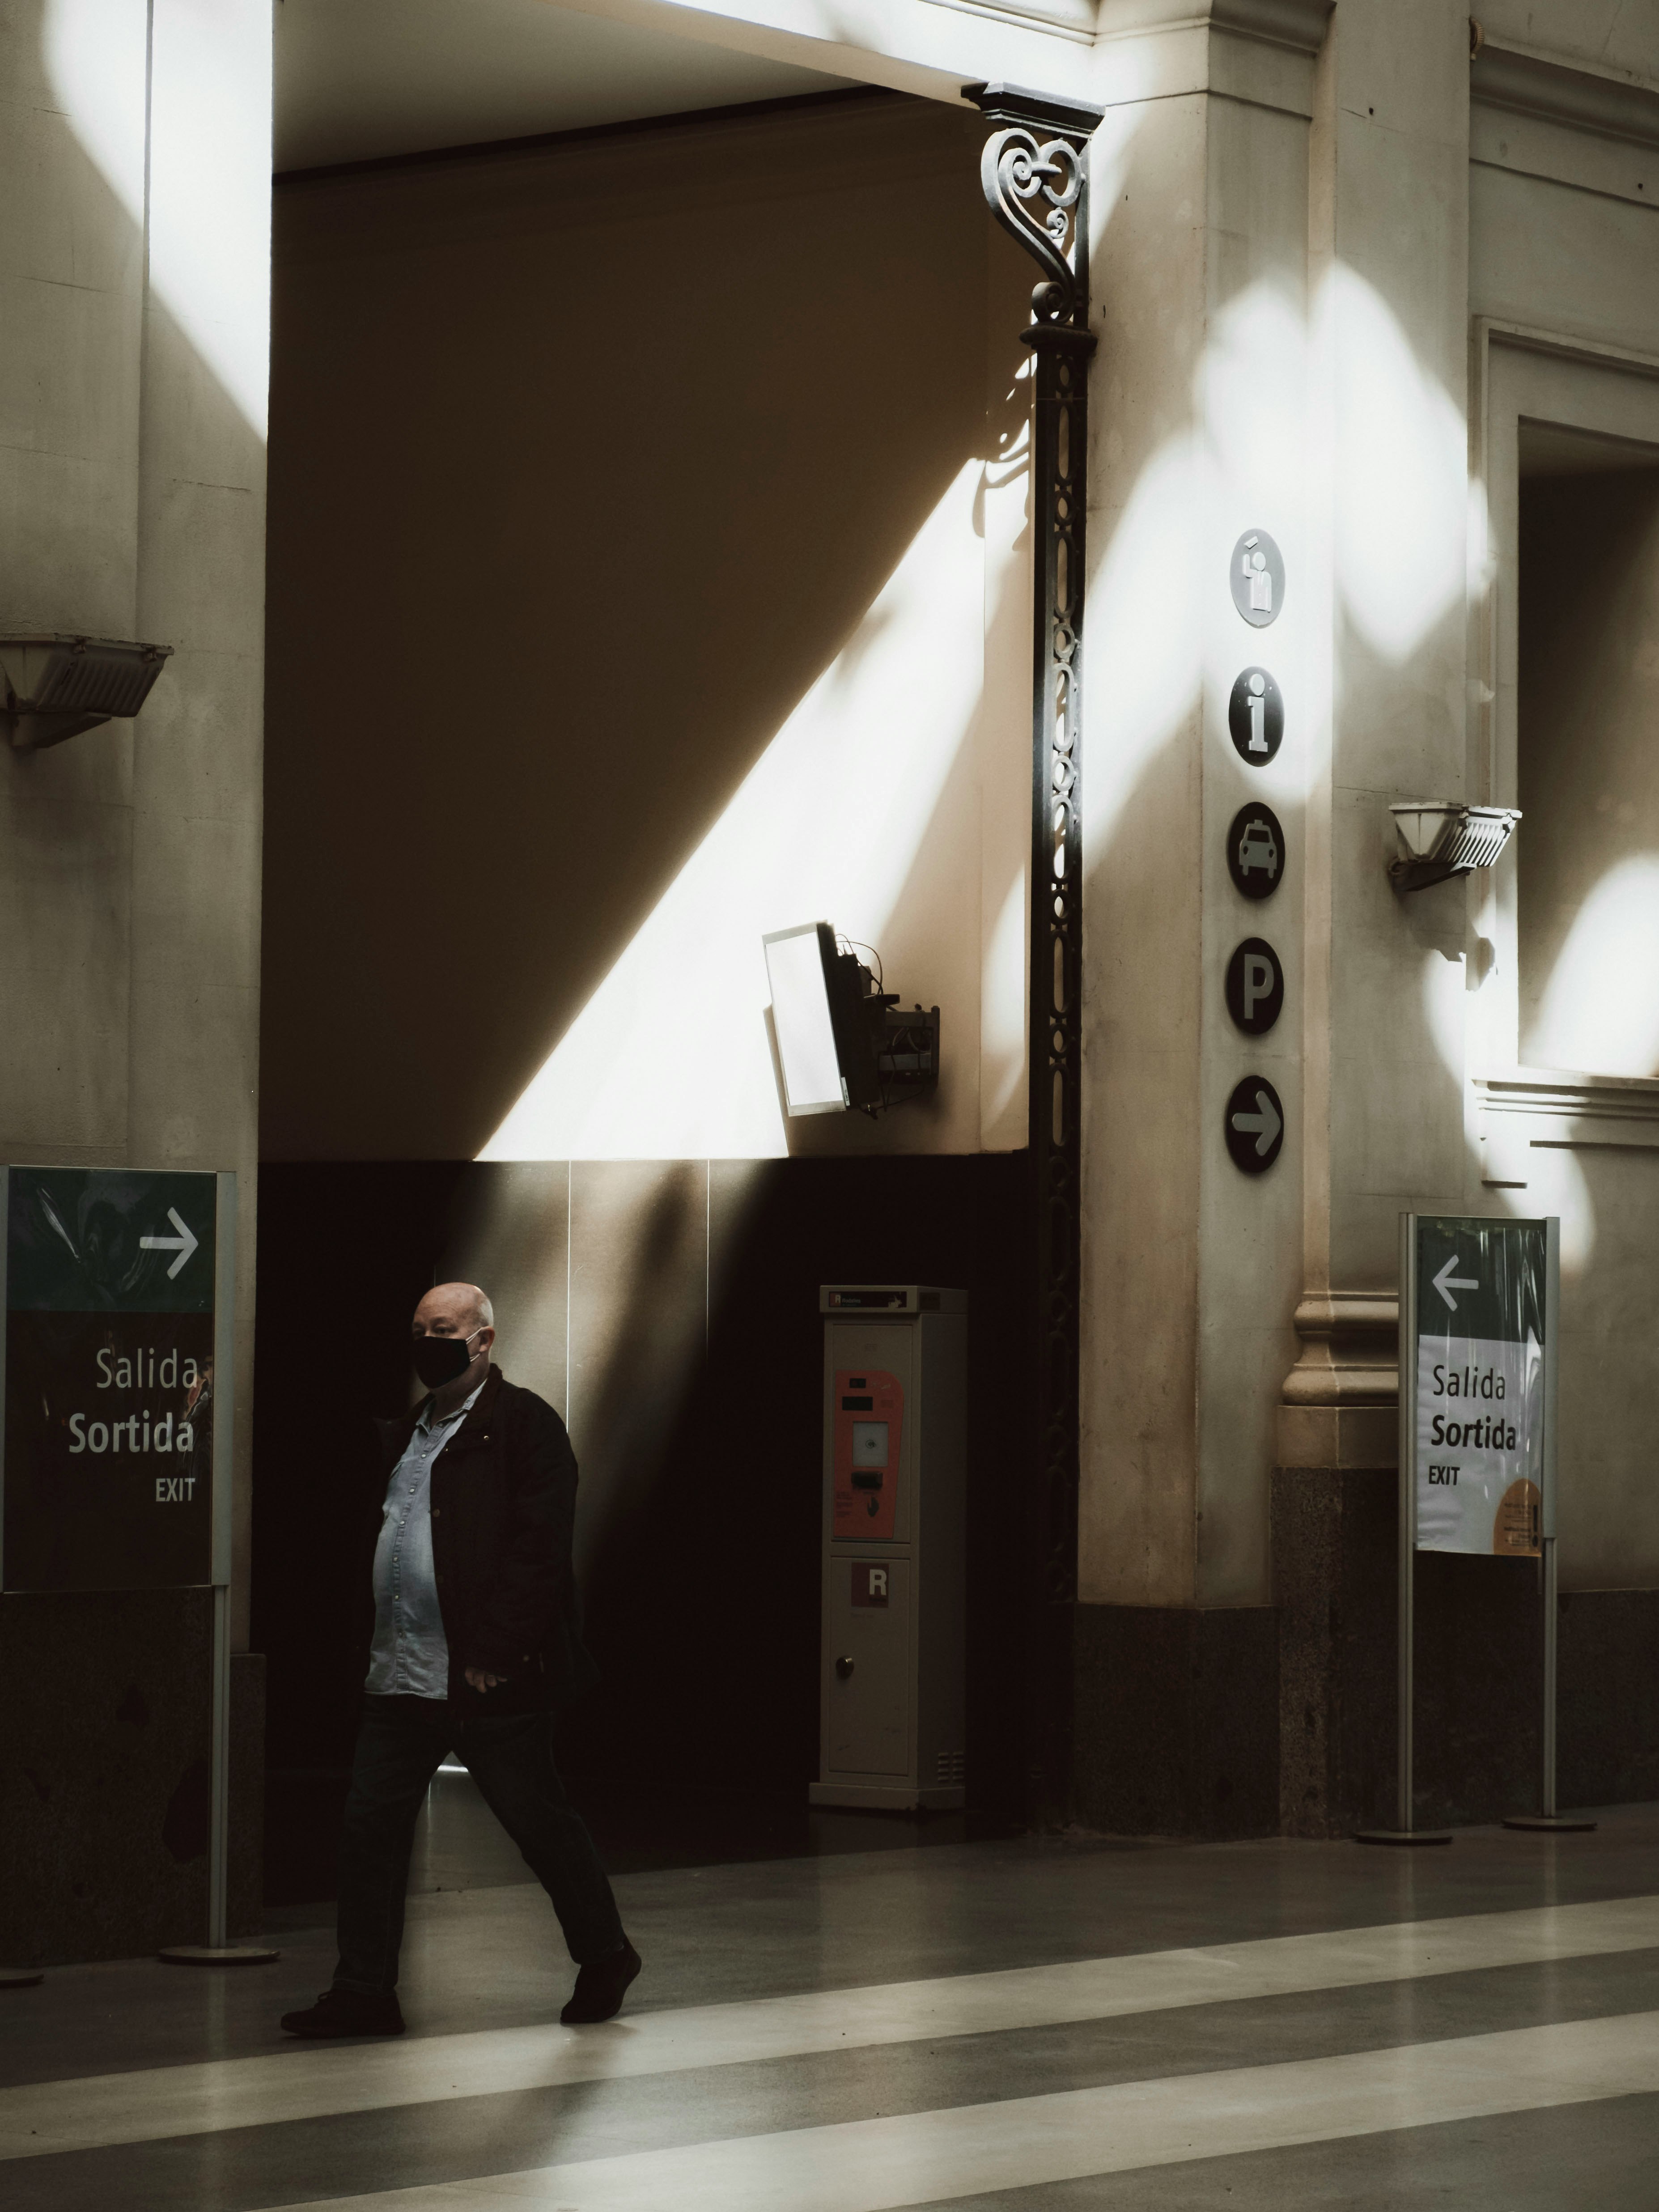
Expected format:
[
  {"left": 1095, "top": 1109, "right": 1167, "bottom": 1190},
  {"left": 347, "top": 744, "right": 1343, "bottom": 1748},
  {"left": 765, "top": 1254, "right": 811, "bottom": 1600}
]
[{"left": 833, "top": 1367, "right": 903, "bottom": 1540}]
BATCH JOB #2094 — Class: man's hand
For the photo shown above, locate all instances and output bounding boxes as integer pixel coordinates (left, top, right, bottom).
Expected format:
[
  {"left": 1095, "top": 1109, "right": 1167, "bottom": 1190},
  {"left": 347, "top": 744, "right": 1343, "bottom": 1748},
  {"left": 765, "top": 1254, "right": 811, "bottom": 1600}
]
[{"left": 464, "top": 1667, "right": 508, "bottom": 1692}]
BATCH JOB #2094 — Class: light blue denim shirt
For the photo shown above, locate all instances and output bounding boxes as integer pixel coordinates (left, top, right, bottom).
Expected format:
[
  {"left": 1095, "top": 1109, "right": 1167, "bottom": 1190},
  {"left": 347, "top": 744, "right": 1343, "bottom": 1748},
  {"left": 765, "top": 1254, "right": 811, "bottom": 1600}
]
[{"left": 365, "top": 1380, "right": 483, "bottom": 1699}]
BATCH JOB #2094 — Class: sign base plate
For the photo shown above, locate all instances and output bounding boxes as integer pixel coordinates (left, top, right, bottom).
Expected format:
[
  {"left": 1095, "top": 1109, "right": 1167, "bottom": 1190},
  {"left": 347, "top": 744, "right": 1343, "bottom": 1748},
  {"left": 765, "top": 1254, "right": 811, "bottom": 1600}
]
[
  {"left": 1353, "top": 1828, "right": 1453, "bottom": 1846},
  {"left": 158, "top": 1944, "right": 280, "bottom": 1966},
  {"left": 1502, "top": 1813, "right": 1598, "bottom": 1833}
]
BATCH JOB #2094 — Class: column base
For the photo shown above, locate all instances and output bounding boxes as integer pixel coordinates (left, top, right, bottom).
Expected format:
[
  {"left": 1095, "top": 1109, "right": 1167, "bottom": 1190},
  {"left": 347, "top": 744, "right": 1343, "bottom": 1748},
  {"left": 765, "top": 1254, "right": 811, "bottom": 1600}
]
[
  {"left": 1354, "top": 1828, "right": 1452, "bottom": 1846},
  {"left": 158, "top": 1944, "right": 280, "bottom": 1966}
]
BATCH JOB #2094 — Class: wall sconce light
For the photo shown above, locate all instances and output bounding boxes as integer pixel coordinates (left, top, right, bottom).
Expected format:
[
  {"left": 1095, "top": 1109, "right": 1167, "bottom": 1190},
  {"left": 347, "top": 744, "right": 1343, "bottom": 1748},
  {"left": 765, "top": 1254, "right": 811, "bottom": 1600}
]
[
  {"left": 1, "top": 635, "right": 173, "bottom": 751},
  {"left": 1388, "top": 801, "right": 1520, "bottom": 894}
]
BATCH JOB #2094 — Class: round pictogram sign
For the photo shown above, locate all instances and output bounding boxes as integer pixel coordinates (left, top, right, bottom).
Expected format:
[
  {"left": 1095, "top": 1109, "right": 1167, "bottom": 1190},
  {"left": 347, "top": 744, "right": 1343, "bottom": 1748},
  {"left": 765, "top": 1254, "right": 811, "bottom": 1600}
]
[
  {"left": 1225, "top": 1074, "right": 1284, "bottom": 1174},
  {"left": 1230, "top": 530, "right": 1284, "bottom": 628},
  {"left": 1225, "top": 938, "right": 1284, "bottom": 1036},
  {"left": 1227, "top": 802, "right": 1285, "bottom": 901},
  {"left": 1228, "top": 667, "right": 1283, "bottom": 764}
]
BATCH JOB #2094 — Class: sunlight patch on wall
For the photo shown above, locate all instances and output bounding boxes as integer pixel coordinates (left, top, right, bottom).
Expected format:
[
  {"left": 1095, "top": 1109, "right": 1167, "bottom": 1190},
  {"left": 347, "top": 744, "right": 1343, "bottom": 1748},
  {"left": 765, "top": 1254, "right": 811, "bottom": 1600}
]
[
  {"left": 980, "top": 872, "right": 1027, "bottom": 1134},
  {"left": 1421, "top": 944, "right": 1468, "bottom": 1082},
  {"left": 1529, "top": 854, "right": 1659, "bottom": 1078},
  {"left": 480, "top": 464, "right": 986, "bottom": 1161},
  {"left": 1083, "top": 437, "right": 1201, "bottom": 847},
  {"left": 45, "top": 0, "right": 272, "bottom": 436},
  {"left": 1199, "top": 279, "right": 1307, "bottom": 532},
  {"left": 1318, "top": 263, "right": 1466, "bottom": 665}
]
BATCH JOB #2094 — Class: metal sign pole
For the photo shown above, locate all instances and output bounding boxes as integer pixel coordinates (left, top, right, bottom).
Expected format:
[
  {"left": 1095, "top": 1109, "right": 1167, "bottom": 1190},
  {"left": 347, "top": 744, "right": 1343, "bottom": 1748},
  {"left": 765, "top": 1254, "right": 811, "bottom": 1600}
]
[
  {"left": 1398, "top": 1210, "right": 1414, "bottom": 1834},
  {"left": 1358, "top": 1214, "right": 1450, "bottom": 1845},
  {"left": 161, "top": 1174, "right": 278, "bottom": 1964},
  {"left": 0, "top": 1169, "right": 45, "bottom": 1988},
  {"left": 1506, "top": 1216, "right": 1594, "bottom": 1834}
]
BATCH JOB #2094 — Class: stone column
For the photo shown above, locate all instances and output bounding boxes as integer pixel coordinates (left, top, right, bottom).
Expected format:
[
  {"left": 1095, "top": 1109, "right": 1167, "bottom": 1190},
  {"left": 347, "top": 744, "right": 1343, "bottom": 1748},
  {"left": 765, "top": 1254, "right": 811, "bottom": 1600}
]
[{"left": 1073, "top": 4, "right": 1330, "bottom": 1835}]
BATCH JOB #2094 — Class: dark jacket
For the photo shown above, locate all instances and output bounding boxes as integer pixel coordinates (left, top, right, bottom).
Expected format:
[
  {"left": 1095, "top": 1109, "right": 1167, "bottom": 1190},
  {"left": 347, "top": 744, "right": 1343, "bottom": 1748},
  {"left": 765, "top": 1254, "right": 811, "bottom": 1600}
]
[{"left": 365, "top": 1364, "right": 598, "bottom": 1716}]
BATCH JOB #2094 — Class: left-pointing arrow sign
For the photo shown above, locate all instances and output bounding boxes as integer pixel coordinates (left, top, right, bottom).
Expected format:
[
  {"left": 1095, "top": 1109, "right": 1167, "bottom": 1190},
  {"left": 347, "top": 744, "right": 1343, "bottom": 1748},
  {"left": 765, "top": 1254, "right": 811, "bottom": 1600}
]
[
  {"left": 140, "top": 1206, "right": 199, "bottom": 1281},
  {"left": 1432, "top": 1253, "right": 1479, "bottom": 1312}
]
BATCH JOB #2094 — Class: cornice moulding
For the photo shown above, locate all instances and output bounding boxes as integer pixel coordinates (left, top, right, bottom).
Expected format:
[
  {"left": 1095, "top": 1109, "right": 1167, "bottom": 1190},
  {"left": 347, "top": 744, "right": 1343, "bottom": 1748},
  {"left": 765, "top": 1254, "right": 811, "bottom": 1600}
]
[
  {"left": 1095, "top": 0, "right": 1330, "bottom": 52},
  {"left": 1473, "top": 41, "right": 1659, "bottom": 153},
  {"left": 922, "top": 0, "right": 1097, "bottom": 45},
  {"left": 1476, "top": 1068, "right": 1659, "bottom": 1147}
]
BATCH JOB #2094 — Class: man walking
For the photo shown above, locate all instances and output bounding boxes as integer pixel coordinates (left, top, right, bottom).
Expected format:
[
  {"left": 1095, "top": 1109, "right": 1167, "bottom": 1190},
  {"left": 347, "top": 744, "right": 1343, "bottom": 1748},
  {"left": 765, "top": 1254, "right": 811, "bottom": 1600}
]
[{"left": 281, "top": 1282, "right": 639, "bottom": 2038}]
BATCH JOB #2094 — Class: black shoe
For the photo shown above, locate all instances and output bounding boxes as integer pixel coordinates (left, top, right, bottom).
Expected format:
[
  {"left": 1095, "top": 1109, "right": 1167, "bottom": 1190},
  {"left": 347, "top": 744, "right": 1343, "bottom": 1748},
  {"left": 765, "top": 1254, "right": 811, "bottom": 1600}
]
[
  {"left": 280, "top": 1986, "right": 406, "bottom": 2038},
  {"left": 560, "top": 1940, "right": 641, "bottom": 2025}
]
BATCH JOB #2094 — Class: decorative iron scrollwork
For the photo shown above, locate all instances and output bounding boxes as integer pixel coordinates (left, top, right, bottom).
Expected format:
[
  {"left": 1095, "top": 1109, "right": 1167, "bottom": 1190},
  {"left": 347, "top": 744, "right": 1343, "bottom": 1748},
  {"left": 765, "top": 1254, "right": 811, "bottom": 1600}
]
[
  {"left": 967, "top": 80, "right": 1103, "bottom": 1813},
  {"left": 978, "top": 128, "right": 1085, "bottom": 325}
]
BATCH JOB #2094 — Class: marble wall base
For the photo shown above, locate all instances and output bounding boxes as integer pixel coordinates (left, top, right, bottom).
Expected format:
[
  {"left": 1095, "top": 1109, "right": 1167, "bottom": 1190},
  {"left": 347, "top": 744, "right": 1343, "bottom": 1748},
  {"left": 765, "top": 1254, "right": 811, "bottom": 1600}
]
[
  {"left": 0, "top": 1591, "right": 264, "bottom": 1965},
  {"left": 1273, "top": 1465, "right": 1659, "bottom": 1834},
  {"left": 1071, "top": 1602, "right": 1280, "bottom": 1838},
  {"left": 1272, "top": 1466, "right": 1396, "bottom": 1837}
]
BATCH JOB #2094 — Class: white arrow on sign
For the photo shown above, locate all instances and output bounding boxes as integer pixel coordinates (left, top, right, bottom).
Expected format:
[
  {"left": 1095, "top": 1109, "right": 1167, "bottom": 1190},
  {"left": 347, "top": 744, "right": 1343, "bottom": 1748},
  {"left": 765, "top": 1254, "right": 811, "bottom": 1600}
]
[
  {"left": 1230, "top": 1088, "right": 1282, "bottom": 1156},
  {"left": 140, "top": 1207, "right": 199, "bottom": 1281},
  {"left": 1433, "top": 1253, "right": 1479, "bottom": 1312}
]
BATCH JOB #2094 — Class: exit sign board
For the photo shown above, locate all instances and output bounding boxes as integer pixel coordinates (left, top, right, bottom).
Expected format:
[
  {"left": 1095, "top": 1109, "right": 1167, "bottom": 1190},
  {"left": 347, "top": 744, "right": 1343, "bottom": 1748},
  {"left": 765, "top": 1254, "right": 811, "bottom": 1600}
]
[
  {"left": 1408, "top": 1214, "right": 1555, "bottom": 1559},
  {"left": 3, "top": 1167, "right": 221, "bottom": 1592}
]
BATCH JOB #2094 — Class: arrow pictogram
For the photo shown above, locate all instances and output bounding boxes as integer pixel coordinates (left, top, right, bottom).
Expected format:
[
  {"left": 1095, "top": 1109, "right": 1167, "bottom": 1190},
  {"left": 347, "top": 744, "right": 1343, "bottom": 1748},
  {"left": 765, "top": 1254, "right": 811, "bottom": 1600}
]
[
  {"left": 1229, "top": 1088, "right": 1282, "bottom": 1157},
  {"left": 140, "top": 1207, "right": 199, "bottom": 1281},
  {"left": 1432, "top": 1254, "right": 1478, "bottom": 1312}
]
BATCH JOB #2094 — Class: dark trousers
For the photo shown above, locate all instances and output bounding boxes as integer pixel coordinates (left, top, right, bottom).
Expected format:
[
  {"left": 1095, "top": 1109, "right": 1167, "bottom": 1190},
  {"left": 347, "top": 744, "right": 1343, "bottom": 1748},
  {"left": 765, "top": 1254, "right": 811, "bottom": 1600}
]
[{"left": 335, "top": 1693, "right": 624, "bottom": 1994}]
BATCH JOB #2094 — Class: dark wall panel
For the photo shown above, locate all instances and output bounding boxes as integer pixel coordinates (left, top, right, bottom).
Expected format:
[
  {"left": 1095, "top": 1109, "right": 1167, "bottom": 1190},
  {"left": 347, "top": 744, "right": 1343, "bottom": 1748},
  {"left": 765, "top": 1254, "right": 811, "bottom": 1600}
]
[{"left": 251, "top": 1154, "right": 1034, "bottom": 1833}]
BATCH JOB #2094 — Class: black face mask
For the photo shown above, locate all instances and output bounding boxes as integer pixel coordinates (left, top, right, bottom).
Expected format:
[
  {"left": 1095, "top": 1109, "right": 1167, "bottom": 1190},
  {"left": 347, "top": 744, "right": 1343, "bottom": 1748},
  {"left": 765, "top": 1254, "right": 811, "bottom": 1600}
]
[{"left": 412, "top": 1329, "right": 480, "bottom": 1390}]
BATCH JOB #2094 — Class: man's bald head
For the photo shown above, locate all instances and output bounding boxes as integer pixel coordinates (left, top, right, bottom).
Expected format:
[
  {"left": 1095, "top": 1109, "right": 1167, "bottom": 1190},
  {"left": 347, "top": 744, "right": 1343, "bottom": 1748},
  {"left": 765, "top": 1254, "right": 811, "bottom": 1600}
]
[
  {"left": 414, "top": 1282, "right": 494, "bottom": 1335},
  {"left": 411, "top": 1282, "right": 496, "bottom": 1407}
]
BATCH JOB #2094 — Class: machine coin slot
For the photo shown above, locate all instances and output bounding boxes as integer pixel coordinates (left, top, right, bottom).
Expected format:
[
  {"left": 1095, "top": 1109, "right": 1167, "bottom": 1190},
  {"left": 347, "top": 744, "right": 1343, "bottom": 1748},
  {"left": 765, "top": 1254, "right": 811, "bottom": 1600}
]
[{"left": 841, "top": 1395, "right": 873, "bottom": 1410}]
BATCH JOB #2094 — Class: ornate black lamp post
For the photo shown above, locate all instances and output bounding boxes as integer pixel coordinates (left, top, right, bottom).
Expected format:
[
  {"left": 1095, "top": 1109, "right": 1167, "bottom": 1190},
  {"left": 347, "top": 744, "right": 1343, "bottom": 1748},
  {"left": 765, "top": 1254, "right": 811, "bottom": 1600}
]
[{"left": 967, "top": 81, "right": 1104, "bottom": 1813}]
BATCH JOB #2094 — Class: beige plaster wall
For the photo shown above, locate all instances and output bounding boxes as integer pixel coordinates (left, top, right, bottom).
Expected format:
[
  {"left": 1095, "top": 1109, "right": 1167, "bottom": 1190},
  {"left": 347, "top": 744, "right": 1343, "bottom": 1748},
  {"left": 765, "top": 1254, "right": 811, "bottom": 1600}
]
[
  {"left": 1078, "top": 86, "right": 1209, "bottom": 1612},
  {"left": 0, "top": 0, "right": 270, "bottom": 1642},
  {"left": 1316, "top": 0, "right": 1474, "bottom": 1300},
  {"left": 1464, "top": 45, "right": 1659, "bottom": 1592},
  {"left": 1518, "top": 469, "right": 1659, "bottom": 1074},
  {"left": 263, "top": 93, "right": 1031, "bottom": 1164},
  {"left": 1471, "top": 172, "right": 1659, "bottom": 360},
  {"left": 1512, "top": 466, "right": 1659, "bottom": 1591},
  {"left": 1475, "top": 0, "right": 1659, "bottom": 85},
  {"left": 1476, "top": 341, "right": 1659, "bottom": 1593}
]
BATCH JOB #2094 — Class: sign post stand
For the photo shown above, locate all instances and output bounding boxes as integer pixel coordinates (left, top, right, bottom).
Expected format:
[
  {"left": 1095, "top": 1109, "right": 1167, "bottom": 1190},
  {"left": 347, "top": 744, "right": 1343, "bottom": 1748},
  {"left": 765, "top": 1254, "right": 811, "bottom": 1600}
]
[
  {"left": 160, "top": 1174, "right": 278, "bottom": 1965},
  {"left": 0, "top": 1173, "right": 45, "bottom": 1987},
  {"left": 1361, "top": 1210, "right": 1568, "bottom": 1846},
  {"left": 0, "top": 1163, "right": 276, "bottom": 1970},
  {"left": 1357, "top": 1213, "right": 1452, "bottom": 1845},
  {"left": 1504, "top": 1219, "right": 1596, "bottom": 1834}
]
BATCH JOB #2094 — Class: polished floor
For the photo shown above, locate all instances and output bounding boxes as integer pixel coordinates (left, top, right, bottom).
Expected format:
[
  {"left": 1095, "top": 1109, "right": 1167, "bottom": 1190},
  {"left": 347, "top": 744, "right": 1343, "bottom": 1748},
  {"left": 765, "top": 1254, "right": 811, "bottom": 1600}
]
[{"left": 3, "top": 1788, "right": 1658, "bottom": 2209}]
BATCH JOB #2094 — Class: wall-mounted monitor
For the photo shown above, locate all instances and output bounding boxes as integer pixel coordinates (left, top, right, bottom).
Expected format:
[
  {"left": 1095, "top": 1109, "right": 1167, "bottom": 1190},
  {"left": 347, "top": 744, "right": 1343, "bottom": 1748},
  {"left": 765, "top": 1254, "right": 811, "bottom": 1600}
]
[{"left": 762, "top": 922, "right": 882, "bottom": 1116}]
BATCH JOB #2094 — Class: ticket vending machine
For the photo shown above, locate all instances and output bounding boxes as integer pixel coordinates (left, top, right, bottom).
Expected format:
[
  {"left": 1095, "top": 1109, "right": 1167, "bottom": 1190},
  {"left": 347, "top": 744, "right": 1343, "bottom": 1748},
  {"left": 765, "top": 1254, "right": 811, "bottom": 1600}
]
[{"left": 810, "top": 1284, "right": 967, "bottom": 1811}]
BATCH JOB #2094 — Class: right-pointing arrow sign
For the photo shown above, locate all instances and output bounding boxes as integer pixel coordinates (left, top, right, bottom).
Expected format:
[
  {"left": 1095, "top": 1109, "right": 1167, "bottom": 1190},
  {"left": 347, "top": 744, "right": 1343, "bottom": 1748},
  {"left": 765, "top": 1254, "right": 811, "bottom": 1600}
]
[
  {"left": 139, "top": 1206, "right": 199, "bottom": 1282},
  {"left": 1231, "top": 1088, "right": 1281, "bottom": 1156},
  {"left": 1224, "top": 1074, "right": 1285, "bottom": 1174},
  {"left": 1432, "top": 1253, "right": 1479, "bottom": 1312}
]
